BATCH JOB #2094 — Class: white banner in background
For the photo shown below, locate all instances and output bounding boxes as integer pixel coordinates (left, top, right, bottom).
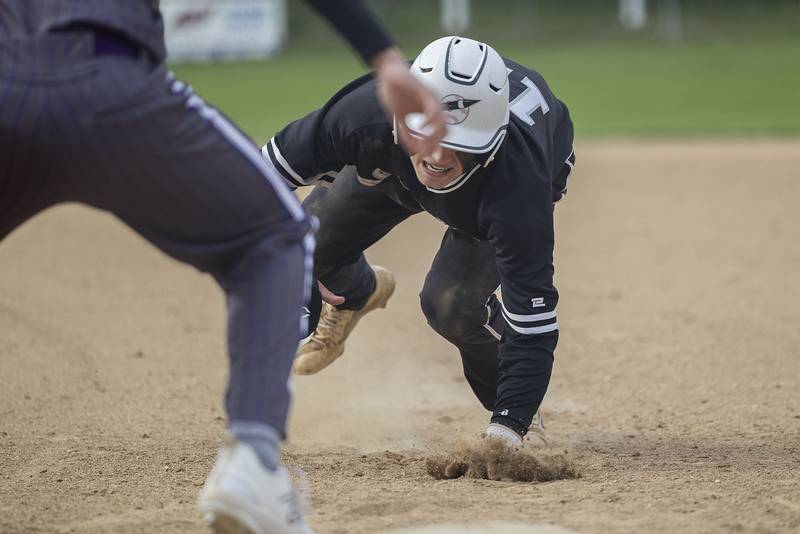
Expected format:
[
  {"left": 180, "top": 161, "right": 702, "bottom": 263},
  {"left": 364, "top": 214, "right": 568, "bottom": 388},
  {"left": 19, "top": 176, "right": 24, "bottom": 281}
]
[
  {"left": 619, "top": 0, "right": 648, "bottom": 31},
  {"left": 441, "top": 0, "right": 471, "bottom": 33},
  {"left": 161, "top": 0, "right": 287, "bottom": 62}
]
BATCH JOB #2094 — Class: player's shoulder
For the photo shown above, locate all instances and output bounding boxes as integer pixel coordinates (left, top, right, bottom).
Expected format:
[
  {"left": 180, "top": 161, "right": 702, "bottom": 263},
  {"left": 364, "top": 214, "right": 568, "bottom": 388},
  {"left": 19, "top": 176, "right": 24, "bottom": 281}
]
[
  {"left": 478, "top": 131, "right": 552, "bottom": 211},
  {"left": 502, "top": 57, "right": 557, "bottom": 101},
  {"left": 477, "top": 153, "right": 552, "bottom": 241},
  {"left": 502, "top": 57, "right": 537, "bottom": 78},
  {"left": 497, "top": 132, "right": 550, "bottom": 186}
]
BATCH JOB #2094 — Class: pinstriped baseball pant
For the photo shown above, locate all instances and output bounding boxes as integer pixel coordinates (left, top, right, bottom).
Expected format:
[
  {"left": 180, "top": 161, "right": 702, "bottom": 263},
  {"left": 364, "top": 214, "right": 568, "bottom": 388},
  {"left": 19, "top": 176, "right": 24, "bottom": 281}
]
[{"left": 0, "top": 31, "right": 312, "bottom": 436}]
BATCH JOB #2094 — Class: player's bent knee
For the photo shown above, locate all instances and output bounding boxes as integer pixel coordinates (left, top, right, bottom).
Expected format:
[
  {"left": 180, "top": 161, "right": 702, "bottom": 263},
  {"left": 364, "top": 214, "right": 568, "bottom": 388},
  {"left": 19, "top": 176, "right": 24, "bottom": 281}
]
[{"left": 419, "top": 285, "right": 482, "bottom": 343}]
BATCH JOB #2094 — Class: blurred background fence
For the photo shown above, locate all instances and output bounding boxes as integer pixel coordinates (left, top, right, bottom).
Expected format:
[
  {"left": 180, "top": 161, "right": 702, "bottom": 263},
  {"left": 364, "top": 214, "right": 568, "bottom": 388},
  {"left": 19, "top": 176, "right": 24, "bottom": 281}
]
[
  {"left": 288, "top": 0, "right": 799, "bottom": 50},
  {"left": 168, "top": 0, "right": 800, "bottom": 140}
]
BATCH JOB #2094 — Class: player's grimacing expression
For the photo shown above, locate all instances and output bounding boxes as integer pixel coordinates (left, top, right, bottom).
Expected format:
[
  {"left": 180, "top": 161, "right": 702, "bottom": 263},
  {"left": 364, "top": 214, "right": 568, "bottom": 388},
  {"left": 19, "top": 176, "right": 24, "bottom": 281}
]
[{"left": 410, "top": 146, "right": 466, "bottom": 190}]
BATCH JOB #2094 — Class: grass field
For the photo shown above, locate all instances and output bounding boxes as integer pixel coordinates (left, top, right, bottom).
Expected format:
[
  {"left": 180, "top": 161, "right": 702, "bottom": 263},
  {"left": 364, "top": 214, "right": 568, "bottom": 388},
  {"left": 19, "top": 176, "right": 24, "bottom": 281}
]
[
  {"left": 172, "top": 39, "right": 800, "bottom": 142},
  {"left": 171, "top": 2, "right": 800, "bottom": 142}
]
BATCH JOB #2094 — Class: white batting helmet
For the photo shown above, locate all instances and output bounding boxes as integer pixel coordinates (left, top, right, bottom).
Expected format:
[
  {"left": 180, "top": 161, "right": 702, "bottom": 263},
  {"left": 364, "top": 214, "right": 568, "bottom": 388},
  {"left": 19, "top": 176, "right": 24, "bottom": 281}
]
[{"left": 404, "top": 36, "right": 510, "bottom": 162}]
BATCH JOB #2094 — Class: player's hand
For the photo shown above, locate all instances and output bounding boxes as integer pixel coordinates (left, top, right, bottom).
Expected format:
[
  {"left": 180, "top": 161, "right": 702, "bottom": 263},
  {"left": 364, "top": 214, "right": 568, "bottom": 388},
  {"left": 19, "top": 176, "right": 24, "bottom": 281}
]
[
  {"left": 371, "top": 47, "right": 446, "bottom": 157},
  {"left": 303, "top": 281, "right": 343, "bottom": 338},
  {"left": 318, "top": 281, "right": 345, "bottom": 306}
]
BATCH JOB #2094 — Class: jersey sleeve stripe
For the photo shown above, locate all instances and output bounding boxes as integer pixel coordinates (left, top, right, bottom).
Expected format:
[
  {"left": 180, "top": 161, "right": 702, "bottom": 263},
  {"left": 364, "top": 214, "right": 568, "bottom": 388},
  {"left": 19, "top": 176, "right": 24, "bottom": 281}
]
[
  {"left": 262, "top": 142, "right": 303, "bottom": 189},
  {"left": 268, "top": 137, "right": 310, "bottom": 186},
  {"left": 503, "top": 320, "right": 559, "bottom": 335},
  {"left": 499, "top": 300, "right": 556, "bottom": 323},
  {"left": 500, "top": 303, "right": 557, "bottom": 334}
]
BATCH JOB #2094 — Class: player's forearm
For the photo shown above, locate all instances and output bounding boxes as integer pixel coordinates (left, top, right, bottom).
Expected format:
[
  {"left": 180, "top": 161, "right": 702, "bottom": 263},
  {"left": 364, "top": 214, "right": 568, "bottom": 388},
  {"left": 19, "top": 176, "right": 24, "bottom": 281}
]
[
  {"left": 368, "top": 47, "right": 406, "bottom": 73},
  {"left": 492, "top": 333, "right": 557, "bottom": 436},
  {"left": 304, "top": 0, "right": 395, "bottom": 65}
]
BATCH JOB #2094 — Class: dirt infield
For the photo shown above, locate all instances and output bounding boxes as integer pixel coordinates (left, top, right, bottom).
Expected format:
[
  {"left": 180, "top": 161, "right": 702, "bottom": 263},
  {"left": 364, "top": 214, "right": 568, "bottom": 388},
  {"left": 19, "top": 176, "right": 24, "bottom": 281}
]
[{"left": 1, "top": 141, "right": 798, "bottom": 533}]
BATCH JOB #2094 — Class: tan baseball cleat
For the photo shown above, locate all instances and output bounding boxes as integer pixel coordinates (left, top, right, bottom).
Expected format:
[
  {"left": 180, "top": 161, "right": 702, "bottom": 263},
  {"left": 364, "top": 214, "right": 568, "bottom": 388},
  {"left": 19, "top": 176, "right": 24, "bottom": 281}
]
[{"left": 294, "top": 266, "right": 395, "bottom": 375}]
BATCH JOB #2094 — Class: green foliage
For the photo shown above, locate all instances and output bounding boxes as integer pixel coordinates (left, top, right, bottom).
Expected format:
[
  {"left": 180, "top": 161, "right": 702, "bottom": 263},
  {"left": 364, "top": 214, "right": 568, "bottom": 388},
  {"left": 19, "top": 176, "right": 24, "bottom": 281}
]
[{"left": 172, "top": 1, "right": 800, "bottom": 140}]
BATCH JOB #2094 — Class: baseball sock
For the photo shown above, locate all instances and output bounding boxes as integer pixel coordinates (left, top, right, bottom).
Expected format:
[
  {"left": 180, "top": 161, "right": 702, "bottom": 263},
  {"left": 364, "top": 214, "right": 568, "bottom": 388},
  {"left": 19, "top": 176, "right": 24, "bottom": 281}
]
[{"left": 229, "top": 420, "right": 281, "bottom": 471}]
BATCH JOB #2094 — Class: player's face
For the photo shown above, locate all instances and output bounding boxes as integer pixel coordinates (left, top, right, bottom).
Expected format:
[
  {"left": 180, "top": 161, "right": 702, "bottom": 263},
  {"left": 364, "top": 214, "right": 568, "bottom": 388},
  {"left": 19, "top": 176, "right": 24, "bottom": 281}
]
[{"left": 410, "top": 146, "right": 465, "bottom": 189}]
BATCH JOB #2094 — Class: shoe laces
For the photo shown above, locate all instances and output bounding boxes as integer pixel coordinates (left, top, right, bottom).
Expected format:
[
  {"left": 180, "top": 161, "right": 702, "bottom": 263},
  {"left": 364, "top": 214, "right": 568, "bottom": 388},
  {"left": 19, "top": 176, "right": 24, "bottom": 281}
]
[{"left": 309, "top": 304, "right": 352, "bottom": 347}]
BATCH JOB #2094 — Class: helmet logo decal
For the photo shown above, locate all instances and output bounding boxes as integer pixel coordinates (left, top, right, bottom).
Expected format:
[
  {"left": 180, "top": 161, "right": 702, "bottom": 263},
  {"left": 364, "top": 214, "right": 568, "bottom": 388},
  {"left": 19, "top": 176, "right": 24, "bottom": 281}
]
[{"left": 441, "top": 94, "right": 480, "bottom": 125}]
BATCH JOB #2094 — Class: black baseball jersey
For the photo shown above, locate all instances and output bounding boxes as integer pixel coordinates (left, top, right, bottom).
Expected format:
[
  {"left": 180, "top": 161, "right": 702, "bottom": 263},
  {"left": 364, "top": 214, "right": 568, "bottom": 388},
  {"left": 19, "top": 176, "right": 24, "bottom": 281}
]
[{"left": 265, "top": 57, "right": 575, "bottom": 430}]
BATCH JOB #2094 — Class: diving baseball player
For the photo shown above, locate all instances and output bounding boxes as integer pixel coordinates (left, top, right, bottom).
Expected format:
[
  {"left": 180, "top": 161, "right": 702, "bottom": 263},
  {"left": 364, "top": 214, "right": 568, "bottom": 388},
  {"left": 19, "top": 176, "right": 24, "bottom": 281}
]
[
  {"left": 0, "top": 2, "right": 445, "bottom": 533},
  {"left": 264, "top": 36, "right": 575, "bottom": 447}
]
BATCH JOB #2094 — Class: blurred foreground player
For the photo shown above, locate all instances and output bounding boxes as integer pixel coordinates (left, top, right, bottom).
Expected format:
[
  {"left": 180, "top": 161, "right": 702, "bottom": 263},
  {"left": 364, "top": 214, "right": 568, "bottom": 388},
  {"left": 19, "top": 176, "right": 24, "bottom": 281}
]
[
  {"left": 0, "top": 1, "right": 444, "bottom": 533},
  {"left": 265, "top": 36, "right": 575, "bottom": 448}
]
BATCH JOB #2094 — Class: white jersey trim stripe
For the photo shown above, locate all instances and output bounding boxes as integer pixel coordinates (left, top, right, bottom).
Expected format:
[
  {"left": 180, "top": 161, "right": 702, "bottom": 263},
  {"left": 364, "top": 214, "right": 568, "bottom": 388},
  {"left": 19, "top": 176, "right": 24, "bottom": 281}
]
[
  {"left": 504, "top": 320, "right": 559, "bottom": 335},
  {"left": 425, "top": 162, "right": 482, "bottom": 194},
  {"left": 553, "top": 148, "right": 574, "bottom": 204},
  {"left": 261, "top": 144, "right": 299, "bottom": 190},
  {"left": 483, "top": 304, "right": 502, "bottom": 340},
  {"left": 269, "top": 136, "right": 309, "bottom": 185}
]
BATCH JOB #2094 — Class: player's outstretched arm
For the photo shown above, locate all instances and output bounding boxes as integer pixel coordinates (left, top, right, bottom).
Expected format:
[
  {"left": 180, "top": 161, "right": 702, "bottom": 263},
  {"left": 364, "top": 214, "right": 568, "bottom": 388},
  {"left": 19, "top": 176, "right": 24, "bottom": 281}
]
[{"left": 303, "top": 0, "right": 446, "bottom": 155}]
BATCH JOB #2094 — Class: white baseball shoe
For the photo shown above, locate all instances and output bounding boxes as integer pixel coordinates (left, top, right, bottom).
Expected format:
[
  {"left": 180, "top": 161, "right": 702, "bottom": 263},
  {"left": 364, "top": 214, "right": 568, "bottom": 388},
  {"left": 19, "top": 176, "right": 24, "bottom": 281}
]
[
  {"left": 198, "top": 435, "right": 313, "bottom": 534},
  {"left": 528, "top": 411, "right": 548, "bottom": 445},
  {"left": 294, "top": 265, "right": 395, "bottom": 375}
]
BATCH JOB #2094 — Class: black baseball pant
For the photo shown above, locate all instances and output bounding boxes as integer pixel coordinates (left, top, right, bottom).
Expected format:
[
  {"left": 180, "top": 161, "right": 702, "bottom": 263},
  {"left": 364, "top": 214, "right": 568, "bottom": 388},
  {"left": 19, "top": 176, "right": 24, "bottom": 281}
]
[
  {"left": 302, "top": 168, "right": 506, "bottom": 410},
  {"left": 0, "top": 30, "right": 312, "bottom": 436}
]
